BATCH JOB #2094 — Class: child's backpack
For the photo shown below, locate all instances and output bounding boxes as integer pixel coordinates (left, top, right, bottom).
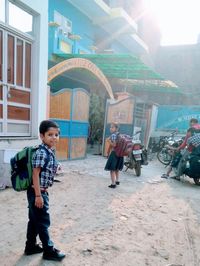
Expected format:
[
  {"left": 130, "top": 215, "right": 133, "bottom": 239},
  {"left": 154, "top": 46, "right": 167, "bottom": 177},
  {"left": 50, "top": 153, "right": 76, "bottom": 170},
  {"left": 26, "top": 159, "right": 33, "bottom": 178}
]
[
  {"left": 10, "top": 145, "right": 49, "bottom": 192},
  {"left": 114, "top": 134, "right": 133, "bottom": 157}
]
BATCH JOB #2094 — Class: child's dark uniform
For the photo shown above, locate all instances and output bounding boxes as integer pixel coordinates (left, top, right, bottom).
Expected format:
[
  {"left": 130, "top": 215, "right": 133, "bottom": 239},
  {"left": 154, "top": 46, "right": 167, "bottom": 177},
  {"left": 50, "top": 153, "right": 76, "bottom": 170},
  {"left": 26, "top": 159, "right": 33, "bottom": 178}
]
[
  {"left": 25, "top": 143, "right": 58, "bottom": 252},
  {"left": 105, "top": 132, "right": 124, "bottom": 171}
]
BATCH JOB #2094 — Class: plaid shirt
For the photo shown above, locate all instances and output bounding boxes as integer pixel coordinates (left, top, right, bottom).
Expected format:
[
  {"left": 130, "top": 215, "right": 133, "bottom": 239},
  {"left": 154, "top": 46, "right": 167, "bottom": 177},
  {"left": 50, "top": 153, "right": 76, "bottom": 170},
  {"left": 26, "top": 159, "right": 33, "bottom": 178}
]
[
  {"left": 187, "top": 133, "right": 200, "bottom": 148},
  {"left": 110, "top": 132, "right": 119, "bottom": 143},
  {"left": 108, "top": 132, "right": 119, "bottom": 152},
  {"left": 32, "top": 143, "right": 58, "bottom": 188}
]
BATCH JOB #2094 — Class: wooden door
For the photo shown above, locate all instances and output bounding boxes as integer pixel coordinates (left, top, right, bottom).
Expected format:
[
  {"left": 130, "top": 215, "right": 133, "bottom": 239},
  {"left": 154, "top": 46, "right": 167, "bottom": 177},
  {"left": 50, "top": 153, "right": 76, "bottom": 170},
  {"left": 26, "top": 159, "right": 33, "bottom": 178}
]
[
  {"left": 0, "top": 30, "right": 3, "bottom": 132},
  {"left": 0, "top": 27, "right": 32, "bottom": 136},
  {"left": 70, "top": 88, "right": 89, "bottom": 159}
]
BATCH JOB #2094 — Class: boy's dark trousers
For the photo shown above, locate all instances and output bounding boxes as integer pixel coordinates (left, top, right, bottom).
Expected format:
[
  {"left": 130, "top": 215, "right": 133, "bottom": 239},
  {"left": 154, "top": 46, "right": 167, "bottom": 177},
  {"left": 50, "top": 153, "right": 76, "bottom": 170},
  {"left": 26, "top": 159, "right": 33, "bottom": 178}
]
[{"left": 26, "top": 187, "right": 54, "bottom": 251}]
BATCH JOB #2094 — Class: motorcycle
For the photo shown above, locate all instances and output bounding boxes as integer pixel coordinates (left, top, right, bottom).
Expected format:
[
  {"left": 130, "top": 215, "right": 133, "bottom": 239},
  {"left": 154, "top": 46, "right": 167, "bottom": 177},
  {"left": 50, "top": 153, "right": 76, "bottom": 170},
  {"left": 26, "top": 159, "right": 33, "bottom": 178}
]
[
  {"left": 173, "top": 148, "right": 200, "bottom": 186},
  {"left": 124, "top": 131, "right": 148, "bottom": 176},
  {"left": 156, "top": 130, "right": 183, "bottom": 165}
]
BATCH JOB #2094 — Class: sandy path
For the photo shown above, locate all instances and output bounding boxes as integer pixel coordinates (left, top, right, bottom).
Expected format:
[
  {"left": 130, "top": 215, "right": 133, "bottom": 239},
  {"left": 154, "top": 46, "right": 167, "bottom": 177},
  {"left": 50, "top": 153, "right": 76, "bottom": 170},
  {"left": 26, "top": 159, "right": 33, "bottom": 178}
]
[{"left": 0, "top": 155, "right": 200, "bottom": 266}]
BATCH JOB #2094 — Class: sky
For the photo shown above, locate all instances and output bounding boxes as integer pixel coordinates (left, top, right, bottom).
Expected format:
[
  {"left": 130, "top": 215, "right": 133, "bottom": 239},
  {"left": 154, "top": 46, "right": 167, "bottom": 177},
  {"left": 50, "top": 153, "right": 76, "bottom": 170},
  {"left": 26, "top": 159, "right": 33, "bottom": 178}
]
[{"left": 144, "top": 0, "right": 200, "bottom": 46}]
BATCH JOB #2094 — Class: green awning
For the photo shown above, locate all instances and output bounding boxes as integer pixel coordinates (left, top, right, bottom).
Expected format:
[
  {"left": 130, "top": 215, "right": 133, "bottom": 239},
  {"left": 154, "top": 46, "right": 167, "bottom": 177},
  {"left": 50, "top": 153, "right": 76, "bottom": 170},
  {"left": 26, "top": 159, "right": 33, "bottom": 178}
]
[
  {"left": 53, "top": 53, "right": 165, "bottom": 80},
  {"left": 119, "top": 79, "right": 182, "bottom": 94}
]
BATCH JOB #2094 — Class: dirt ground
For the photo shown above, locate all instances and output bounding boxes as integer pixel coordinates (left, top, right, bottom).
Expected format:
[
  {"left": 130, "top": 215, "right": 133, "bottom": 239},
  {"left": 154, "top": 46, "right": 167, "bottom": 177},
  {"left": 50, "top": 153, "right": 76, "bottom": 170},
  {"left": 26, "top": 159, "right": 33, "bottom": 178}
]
[{"left": 0, "top": 154, "right": 200, "bottom": 266}]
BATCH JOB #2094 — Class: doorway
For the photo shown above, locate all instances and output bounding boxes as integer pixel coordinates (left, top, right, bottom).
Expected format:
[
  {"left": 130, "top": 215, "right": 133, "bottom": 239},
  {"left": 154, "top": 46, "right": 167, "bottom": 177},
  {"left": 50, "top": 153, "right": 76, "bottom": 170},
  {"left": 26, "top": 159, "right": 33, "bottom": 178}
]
[
  {"left": 0, "top": 27, "right": 32, "bottom": 136},
  {"left": 87, "top": 93, "right": 105, "bottom": 155}
]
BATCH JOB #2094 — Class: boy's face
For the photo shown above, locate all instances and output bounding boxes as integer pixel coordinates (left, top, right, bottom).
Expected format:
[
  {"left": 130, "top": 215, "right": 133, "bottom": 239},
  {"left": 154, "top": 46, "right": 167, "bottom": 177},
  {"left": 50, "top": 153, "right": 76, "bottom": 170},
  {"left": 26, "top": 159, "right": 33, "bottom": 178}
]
[{"left": 40, "top": 127, "right": 59, "bottom": 148}]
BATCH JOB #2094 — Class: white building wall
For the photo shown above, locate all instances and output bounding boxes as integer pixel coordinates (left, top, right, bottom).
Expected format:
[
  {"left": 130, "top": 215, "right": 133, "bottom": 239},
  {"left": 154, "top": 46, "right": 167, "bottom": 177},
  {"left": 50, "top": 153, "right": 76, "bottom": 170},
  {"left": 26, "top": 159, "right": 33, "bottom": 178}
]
[
  {"left": 19, "top": 0, "right": 49, "bottom": 136},
  {"left": 149, "top": 104, "right": 158, "bottom": 138},
  {"left": 0, "top": 0, "right": 48, "bottom": 184}
]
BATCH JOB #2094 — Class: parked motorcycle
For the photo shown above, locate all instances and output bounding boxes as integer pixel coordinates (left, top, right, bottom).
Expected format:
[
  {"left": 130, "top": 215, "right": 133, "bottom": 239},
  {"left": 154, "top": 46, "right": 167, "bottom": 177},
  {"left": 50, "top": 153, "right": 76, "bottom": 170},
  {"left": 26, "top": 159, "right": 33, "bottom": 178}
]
[
  {"left": 173, "top": 149, "right": 200, "bottom": 186},
  {"left": 124, "top": 131, "right": 148, "bottom": 176},
  {"left": 157, "top": 130, "right": 183, "bottom": 165}
]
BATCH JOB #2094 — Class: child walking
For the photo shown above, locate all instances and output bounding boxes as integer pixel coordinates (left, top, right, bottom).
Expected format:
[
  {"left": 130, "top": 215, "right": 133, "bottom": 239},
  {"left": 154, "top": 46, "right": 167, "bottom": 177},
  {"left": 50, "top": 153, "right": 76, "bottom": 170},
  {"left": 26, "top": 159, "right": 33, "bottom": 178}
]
[
  {"left": 24, "top": 120, "right": 65, "bottom": 261},
  {"left": 105, "top": 122, "right": 124, "bottom": 188}
]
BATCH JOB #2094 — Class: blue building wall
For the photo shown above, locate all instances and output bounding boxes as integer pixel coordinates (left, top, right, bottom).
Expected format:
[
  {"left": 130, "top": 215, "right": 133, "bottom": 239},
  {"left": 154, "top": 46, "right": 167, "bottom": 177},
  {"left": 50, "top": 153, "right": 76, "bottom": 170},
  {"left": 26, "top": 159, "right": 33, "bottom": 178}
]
[
  {"left": 58, "top": 2, "right": 93, "bottom": 53},
  {"left": 156, "top": 105, "right": 200, "bottom": 133},
  {"left": 48, "top": 0, "right": 131, "bottom": 59},
  {"left": 49, "top": 0, "right": 96, "bottom": 56}
]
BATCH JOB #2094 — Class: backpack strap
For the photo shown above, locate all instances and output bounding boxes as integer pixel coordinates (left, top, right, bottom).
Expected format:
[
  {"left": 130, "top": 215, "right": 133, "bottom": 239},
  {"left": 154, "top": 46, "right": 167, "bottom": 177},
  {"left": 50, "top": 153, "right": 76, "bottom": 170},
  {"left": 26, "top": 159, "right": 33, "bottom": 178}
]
[
  {"left": 38, "top": 145, "right": 51, "bottom": 170},
  {"left": 115, "top": 132, "right": 120, "bottom": 141},
  {"left": 30, "top": 146, "right": 51, "bottom": 186}
]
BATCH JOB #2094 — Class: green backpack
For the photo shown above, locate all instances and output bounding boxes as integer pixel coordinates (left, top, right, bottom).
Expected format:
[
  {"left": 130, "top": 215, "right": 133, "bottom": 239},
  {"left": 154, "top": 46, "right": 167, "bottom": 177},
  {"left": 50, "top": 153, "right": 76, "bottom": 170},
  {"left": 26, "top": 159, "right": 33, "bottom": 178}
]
[{"left": 10, "top": 145, "right": 49, "bottom": 192}]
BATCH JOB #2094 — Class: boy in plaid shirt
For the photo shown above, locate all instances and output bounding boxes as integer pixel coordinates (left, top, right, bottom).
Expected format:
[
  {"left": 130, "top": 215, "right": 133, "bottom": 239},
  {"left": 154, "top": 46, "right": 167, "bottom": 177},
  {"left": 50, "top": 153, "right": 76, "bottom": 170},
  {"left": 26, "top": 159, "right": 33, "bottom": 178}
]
[{"left": 24, "top": 120, "right": 65, "bottom": 261}]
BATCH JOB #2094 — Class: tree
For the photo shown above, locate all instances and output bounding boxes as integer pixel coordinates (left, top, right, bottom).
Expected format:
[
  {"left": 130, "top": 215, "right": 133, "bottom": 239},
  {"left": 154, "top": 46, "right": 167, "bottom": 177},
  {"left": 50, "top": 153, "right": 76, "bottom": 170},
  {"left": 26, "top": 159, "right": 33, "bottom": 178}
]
[{"left": 88, "top": 93, "right": 105, "bottom": 153}]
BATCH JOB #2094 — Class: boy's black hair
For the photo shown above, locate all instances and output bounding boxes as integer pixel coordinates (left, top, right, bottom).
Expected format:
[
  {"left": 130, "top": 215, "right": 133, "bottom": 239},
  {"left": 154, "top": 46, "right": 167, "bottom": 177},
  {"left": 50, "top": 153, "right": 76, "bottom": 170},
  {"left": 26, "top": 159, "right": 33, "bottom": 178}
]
[{"left": 39, "top": 120, "right": 60, "bottom": 135}]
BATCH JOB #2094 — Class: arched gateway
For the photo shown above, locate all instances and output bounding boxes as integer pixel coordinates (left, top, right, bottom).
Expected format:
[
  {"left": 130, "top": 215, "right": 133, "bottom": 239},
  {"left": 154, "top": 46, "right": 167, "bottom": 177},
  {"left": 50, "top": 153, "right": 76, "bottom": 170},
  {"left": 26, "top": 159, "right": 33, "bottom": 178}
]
[
  {"left": 47, "top": 58, "right": 114, "bottom": 160},
  {"left": 48, "top": 58, "right": 114, "bottom": 99}
]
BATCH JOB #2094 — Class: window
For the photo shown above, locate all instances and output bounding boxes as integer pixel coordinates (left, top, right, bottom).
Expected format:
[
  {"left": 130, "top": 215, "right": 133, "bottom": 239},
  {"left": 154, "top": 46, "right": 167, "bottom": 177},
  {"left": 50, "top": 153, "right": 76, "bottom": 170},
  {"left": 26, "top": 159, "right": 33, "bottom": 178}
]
[
  {"left": 0, "top": 1, "right": 33, "bottom": 136},
  {"left": 54, "top": 11, "right": 72, "bottom": 36},
  {"left": 0, "top": 0, "right": 5, "bottom": 22},
  {"left": 0, "top": 1, "right": 33, "bottom": 36},
  {"left": 8, "top": 2, "right": 33, "bottom": 35}
]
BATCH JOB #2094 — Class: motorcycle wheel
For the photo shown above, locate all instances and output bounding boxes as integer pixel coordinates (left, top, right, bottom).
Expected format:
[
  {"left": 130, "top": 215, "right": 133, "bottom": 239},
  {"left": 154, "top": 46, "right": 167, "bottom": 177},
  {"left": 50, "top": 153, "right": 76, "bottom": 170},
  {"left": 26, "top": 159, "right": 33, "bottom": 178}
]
[
  {"left": 157, "top": 150, "right": 172, "bottom": 165},
  {"left": 193, "top": 177, "right": 200, "bottom": 186},
  {"left": 135, "top": 161, "right": 141, "bottom": 176}
]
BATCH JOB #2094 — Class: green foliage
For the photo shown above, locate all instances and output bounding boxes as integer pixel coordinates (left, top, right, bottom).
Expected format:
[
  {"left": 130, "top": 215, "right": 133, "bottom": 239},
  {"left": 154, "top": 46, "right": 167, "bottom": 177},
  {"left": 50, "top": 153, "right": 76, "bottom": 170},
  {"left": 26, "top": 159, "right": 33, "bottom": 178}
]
[{"left": 89, "top": 94, "right": 105, "bottom": 144}]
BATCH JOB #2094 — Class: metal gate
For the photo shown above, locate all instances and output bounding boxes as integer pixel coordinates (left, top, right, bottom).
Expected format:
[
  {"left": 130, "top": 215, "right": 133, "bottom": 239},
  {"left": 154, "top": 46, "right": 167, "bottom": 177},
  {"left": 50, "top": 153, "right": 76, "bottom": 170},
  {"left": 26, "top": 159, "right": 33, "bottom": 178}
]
[
  {"left": 102, "top": 95, "right": 153, "bottom": 155},
  {"left": 50, "top": 88, "right": 89, "bottom": 160},
  {"left": 103, "top": 95, "right": 135, "bottom": 156}
]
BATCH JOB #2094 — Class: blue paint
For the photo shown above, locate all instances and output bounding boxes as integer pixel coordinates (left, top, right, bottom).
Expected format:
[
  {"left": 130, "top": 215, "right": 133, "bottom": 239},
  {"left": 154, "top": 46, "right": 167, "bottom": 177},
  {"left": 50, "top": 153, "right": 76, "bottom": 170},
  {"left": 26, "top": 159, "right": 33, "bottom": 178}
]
[
  {"left": 48, "top": 0, "right": 141, "bottom": 58},
  {"left": 50, "top": 119, "right": 70, "bottom": 137},
  {"left": 50, "top": 76, "right": 88, "bottom": 92},
  {"left": 71, "top": 121, "right": 89, "bottom": 137},
  {"left": 49, "top": 0, "right": 96, "bottom": 56},
  {"left": 50, "top": 88, "right": 89, "bottom": 160},
  {"left": 156, "top": 105, "right": 200, "bottom": 133},
  {"left": 51, "top": 119, "right": 88, "bottom": 137}
]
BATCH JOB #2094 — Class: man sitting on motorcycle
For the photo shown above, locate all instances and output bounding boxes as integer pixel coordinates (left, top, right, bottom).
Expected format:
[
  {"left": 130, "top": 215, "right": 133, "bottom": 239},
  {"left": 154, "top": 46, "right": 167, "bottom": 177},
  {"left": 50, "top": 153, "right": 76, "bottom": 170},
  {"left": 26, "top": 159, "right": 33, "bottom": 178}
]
[
  {"left": 161, "top": 118, "right": 200, "bottom": 179},
  {"left": 176, "top": 118, "right": 200, "bottom": 152}
]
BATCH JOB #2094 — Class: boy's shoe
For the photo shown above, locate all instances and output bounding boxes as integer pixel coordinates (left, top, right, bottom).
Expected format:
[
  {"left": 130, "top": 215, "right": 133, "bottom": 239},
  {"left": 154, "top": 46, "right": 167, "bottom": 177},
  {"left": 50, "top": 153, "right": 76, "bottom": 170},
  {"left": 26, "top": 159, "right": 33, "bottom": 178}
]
[
  {"left": 116, "top": 181, "right": 120, "bottom": 185},
  {"left": 24, "top": 244, "right": 43, "bottom": 255},
  {"left": 43, "top": 248, "right": 65, "bottom": 261},
  {"left": 108, "top": 184, "right": 116, "bottom": 188}
]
